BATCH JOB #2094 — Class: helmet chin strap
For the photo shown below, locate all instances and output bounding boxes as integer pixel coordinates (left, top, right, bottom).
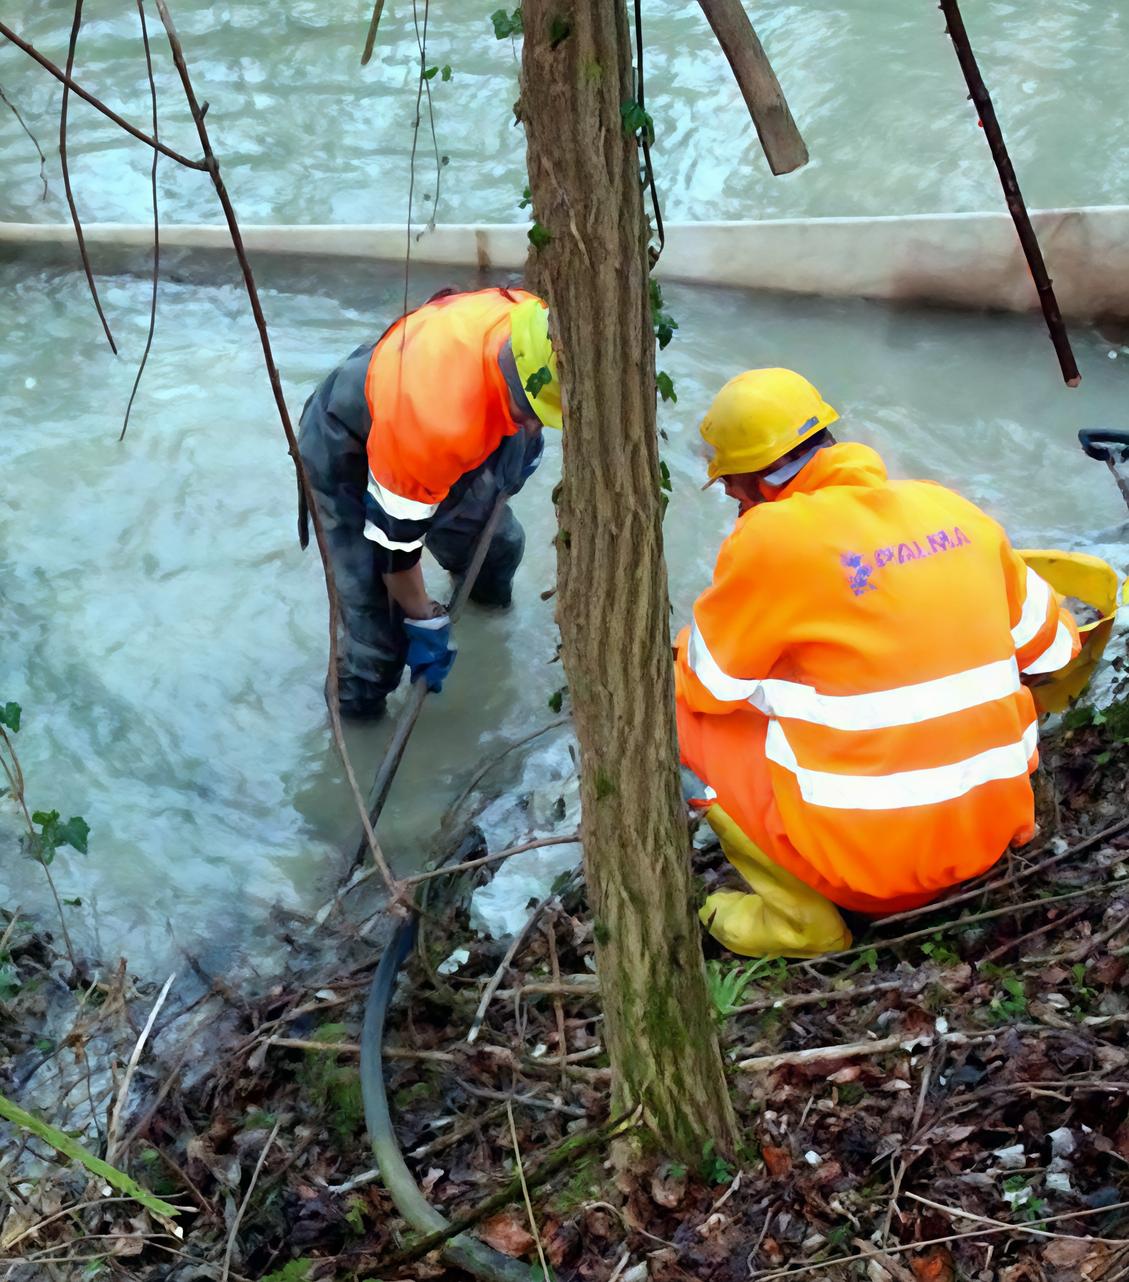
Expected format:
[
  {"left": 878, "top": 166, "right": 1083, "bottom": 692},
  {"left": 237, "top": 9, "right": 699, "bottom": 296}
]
[{"left": 757, "top": 440, "right": 830, "bottom": 499}]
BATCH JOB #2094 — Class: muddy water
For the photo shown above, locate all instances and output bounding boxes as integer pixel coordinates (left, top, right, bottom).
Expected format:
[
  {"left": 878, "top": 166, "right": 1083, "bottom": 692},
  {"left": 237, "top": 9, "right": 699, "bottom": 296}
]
[
  {"left": 1, "top": 251, "right": 1127, "bottom": 968},
  {"left": 1, "top": 1, "right": 1128, "bottom": 226},
  {"left": 3, "top": 0, "right": 1129, "bottom": 967}
]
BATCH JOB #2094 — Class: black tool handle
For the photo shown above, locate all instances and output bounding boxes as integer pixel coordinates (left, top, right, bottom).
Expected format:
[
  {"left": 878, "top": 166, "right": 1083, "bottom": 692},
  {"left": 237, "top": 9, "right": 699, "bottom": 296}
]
[{"left": 1078, "top": 430, "right": 1129, "bottom": 464}]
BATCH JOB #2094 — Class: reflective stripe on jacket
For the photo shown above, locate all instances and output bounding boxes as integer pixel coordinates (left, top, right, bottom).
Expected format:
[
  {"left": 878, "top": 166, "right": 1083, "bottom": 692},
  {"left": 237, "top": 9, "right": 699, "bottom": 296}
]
[
  {"left": 675, "top": 442, "right": 1080, "bottom": 904},
  {"left": 363, "top": 286, "right": 536, "bottom": 561}
]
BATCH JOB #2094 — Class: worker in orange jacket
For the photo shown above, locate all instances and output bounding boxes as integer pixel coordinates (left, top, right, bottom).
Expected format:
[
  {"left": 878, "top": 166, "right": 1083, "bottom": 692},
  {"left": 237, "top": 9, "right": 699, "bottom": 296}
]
[
  {"left": 675, "top": 368, "right": 1080, "bottom": 958},
  {"left": 297, "top": 288, "right": 560, "bottom": 718}
]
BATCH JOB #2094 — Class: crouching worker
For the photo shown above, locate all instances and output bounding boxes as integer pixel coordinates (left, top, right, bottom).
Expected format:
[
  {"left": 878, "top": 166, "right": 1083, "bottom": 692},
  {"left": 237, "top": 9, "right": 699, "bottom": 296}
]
[
  {"left": 675, "top": 368, "right": 1080, "bottom": 958},
  {"left": 297, "top": 288, "right": 561, "bottom": 718}
]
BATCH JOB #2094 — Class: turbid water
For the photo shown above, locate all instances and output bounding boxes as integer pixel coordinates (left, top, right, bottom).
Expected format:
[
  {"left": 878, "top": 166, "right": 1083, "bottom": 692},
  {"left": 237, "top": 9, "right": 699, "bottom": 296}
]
[
  {"left": 2, "top": 0, "right": 1129, "bottom": 225},
  {"left": 2, "top": 1, "right": 1128, "bottom": 969}
]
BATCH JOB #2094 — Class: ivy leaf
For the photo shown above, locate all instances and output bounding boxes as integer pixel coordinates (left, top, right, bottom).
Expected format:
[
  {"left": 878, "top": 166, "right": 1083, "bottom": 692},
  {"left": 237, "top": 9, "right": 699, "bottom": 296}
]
[
  {"left": 441, "top": 64, "right": 453, "bottom": 81},
  {"left": 0, "top": 702, "right": 21, "bottom": 733},
  {"left": 525, "top": 365, "right": 553, "bottom": 399},
  {"left": 518, "top": 184, "right": 532, "bottom": 210},
  {"left": 490, "top": 7, "right": 523, "bottom": 39},
  {"left": 548, "top": 688, "right": 565, "bottom": 714},
  {"left": 422, "top": 65, "right": 439, "bottom": 80},
  {"left": 527, "top": 221, "right": 551, "bottom": 250},
  {"left": 619, "top": 98, "right": 655, "bottom": 144},
  {"left": 656, "top": 371, "right": 677, "bottom": 403},
  {"left": 658, "top": 459, "right": 673, "bottom": 493},
  {"left": 58, "top": 816, "right": 90, "bottom": 855}
]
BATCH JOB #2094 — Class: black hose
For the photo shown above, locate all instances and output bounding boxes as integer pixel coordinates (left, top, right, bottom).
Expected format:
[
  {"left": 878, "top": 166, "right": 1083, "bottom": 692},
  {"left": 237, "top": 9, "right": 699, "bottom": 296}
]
[{"left": 360, "top": 914, "right": 531, "bottom": 1281}]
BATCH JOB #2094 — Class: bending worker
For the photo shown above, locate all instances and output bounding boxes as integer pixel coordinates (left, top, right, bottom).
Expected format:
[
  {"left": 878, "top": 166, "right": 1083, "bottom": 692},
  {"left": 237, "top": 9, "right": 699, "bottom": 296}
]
[
  {"left": 676, "top": 368, "right": 1080, "bottom": 958},
  {"left": 297, "top": 287, "right": 560, "bottom": 718}
]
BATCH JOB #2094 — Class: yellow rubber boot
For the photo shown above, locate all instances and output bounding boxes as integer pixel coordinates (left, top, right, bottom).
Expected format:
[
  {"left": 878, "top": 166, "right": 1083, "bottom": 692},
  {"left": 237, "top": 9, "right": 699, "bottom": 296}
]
[{"left": 699, "top": 805, "right": 852, "bottom": 959}]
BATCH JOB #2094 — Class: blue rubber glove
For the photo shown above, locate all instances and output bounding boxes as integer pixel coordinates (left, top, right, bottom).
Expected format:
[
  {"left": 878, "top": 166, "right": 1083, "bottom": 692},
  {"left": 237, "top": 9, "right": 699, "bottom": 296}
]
[{"left": 403, "top": 615, "right": 456, "bottom": 693}]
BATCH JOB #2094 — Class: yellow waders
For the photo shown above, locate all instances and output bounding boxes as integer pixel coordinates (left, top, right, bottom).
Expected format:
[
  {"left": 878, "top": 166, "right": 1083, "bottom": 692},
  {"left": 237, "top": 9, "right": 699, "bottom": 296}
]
[{"left": 699, "top": 804, "right": 853, "bottom": 959}]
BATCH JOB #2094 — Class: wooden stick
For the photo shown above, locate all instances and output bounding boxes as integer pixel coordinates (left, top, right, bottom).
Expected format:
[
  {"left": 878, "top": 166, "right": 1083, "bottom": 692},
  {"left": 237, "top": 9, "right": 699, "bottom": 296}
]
[
  {"left": 151, "top": 0, "right": 401, "bottom": 907},
  {"left": 696, "top": 0, "right": 808, "bottom": 176},
  {"left": 360, "top": 0, "right": 386, "bottom": 65},
  {"left": 221, "top": 1121, "right": 280, "bottom": 1282},
  {"left": 937, "top": 0, "right": 1079, "bottom": 386},
  {"left": 0, "top": 20, "right": 206, "bottom": 170}
]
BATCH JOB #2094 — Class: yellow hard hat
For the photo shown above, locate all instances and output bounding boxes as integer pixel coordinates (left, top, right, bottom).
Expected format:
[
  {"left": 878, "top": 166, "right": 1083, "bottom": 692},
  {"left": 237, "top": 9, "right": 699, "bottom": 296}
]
[
  {"left": 700, "top": 368, "right": 838, "bottom": 481},
  {"left": 509, "top": 298, "right": 562, "bottom": 430}
]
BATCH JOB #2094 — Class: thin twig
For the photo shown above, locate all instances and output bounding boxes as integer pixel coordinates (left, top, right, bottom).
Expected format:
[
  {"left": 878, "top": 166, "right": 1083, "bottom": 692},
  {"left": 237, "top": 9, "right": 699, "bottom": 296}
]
[
  {"left": 467, "top": 891, "right": 562, "bottom": 1044},
  {"left": 509, "top": 1099, "right": 559, "bottom": 1281},
  {"left": 822, "top": 881, "right": 1108, "bottom": 968},
  {"left": 905, "top": 1191, "right": 1128, "bottom": 1245},
  {"left": 544, "top": 916, "right": 568, "bottom": 1089},
  {"left": 379, "top": 1110, "right": 639, "bottom": 1271},
  {"left": 404, "top": 834, "right": 581, "bottom": 888},
  {"left": 749, "top": 1199, "right": 1129, "bottom": 1281},
  {"left": 105, "top": 971, "right": 176, "bottom": 1166},
  {"left": 736, "top": 1011, "right": 1129, "bottom": 1072},
  {"left": 464, "top": 1083, "right": 586, "bottom": 1119},
  {"left": 150, "top": 0, "right": 400, "bottom": 905},
  {"left": 1, "top": 19, "right": 202, "bottom": 167},
  {"left": 980, "top": 903, "right": 1090, "bottom": 966},
  {"left": 400, "top": 0, "right": 428, "bottom": 320},
  {"left": 411, "top": 0, "right": 443, "bottom": 231},
  {"left": 0, "top": 84, "right": 48, "bottom": 198},
  {"left": 852, "top": 816, "right": 1129, "bottom": 946},
  {"left": 221, "top": 1120, "right": 280, "bottom": 1282},
  {"left": 59, "top": 0, "right": 117, "bottom": 352},
  {"left": 0, "top": 22, "right": 206, "bottom": 168},
  {"left": 442, "top": 717, "right": 571, "bottom": 828},
  {"left": 1, "top": 1198, "right": 143, "bottom": 1252},
  {"left": 120, "top": 0, "right": 160, "bottom": 442}
]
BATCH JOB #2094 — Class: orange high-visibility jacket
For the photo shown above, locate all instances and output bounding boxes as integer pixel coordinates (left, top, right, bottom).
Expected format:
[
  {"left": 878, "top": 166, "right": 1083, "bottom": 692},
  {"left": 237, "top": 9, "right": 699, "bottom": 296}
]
[
  {"left": 675, "top": 443, "right": 1079, "bottom": 909},
  {"left": 362, "top": 286, "right": 536, "bottom": 560}
]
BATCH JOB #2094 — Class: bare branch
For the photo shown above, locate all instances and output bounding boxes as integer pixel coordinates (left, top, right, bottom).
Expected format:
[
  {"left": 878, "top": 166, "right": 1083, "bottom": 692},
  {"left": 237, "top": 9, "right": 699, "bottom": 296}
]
[
  {"left": 149, "top": 0, "right": 401, "bottom": 904},
  {"left": 0, "top": 19, "right": 207, "bottom": 170},
  {"left": 60, "top": 0, "right": 118, "bottom": 353},
  {"left": 0, "top": 83, "right": 49, "bottom": 199},
  {"left": 120, "top": 0, "right": 161, "bottom": 441}
]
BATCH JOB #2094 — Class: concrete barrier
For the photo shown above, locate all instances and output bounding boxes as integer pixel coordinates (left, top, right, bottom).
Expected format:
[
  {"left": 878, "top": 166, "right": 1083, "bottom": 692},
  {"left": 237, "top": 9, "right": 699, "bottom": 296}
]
[{"left": 3, "top": 206, "right": 1127, "bottom": 318}]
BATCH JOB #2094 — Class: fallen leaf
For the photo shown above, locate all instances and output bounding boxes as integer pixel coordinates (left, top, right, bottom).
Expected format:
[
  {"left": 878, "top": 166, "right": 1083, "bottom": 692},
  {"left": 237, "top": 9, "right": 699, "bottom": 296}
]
[
  {"left": 479, "top": 1211, "right": 535, "bottom": 1258},
  {"left": 420, "top": 1166, "right": 443, "bottom": 1195},
  {"left": 762, "top": 1143, "right": 791, "bottom": 1179},
  {"left": 911, "top": 1247, "right": 956, "bottom": 1282},
  {"left": 650, "top": 1162, "right": 686, "bottom": 1209}
]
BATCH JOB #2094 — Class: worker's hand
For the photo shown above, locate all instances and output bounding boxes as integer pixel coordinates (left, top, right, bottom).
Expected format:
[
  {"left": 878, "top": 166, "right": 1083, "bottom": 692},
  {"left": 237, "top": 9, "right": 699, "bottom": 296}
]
[{"left": 404, "top": 615, "right": 456, "bottom": 693}]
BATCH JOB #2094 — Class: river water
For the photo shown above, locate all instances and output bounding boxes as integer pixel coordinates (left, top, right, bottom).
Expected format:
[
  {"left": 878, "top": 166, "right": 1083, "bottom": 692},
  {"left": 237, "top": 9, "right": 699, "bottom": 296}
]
[{"left": 2, "top": 2, "right": 1128, "bottom": 970}]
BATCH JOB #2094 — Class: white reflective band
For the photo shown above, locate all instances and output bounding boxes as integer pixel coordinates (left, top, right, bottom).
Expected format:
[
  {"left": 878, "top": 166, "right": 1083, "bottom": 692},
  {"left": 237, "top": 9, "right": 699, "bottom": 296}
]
[
  {"left": 363, "top": 521, "right": 425, "bottom": 552},
  {"left": 753, "top": 657, "right": 1020, "bottom": 732},
  {"left": 688, "top": 622, "right": 759, "bottom": 702},
  {"left": 1011, "top": 567, "right": 1052, "bottom": 650},
  {"left": 367, "top": 474, "right": 439, "bottom": 522},
  {"left": 1022, "top": 620, "right": 1075, "bottom": 675},
  {"left": 765, "top": 719, "right": 1038, "bottom": 811}
]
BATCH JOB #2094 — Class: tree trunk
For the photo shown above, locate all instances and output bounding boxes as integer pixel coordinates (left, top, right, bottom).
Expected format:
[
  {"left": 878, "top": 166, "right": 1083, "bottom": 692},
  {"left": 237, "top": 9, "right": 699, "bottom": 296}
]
[{"left": 520, "top": 3, "right": 739, "bottom": 1159}]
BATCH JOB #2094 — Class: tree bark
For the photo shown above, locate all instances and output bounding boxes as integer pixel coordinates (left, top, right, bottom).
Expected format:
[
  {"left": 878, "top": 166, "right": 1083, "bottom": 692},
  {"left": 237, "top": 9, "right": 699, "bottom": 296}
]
[{"left": 520, "top": 3, "right": 739, "bottom": 1159}]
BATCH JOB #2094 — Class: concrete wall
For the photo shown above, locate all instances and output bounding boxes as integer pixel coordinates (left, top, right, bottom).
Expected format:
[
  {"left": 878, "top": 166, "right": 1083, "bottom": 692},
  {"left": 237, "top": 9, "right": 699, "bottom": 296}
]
[{"left": 3, "top": 206, "right": 1127, "bottom": 318}]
